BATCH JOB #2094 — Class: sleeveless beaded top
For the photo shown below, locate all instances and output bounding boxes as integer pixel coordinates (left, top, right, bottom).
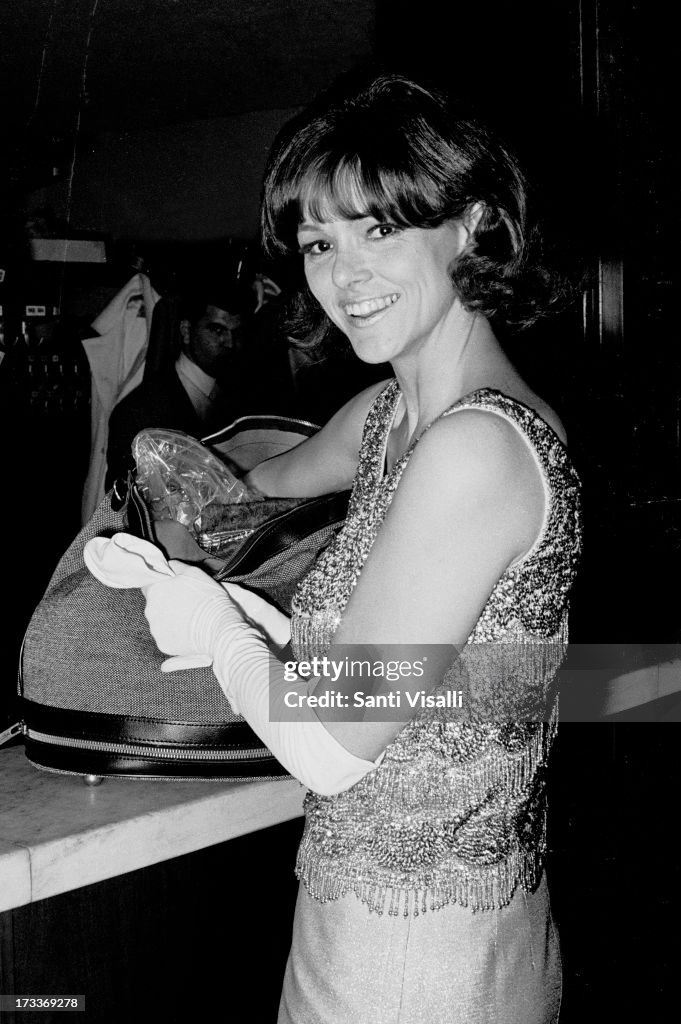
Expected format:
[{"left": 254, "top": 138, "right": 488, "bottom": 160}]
[{"left": 290, "top": 381, "right": 582, "bottom": 916}]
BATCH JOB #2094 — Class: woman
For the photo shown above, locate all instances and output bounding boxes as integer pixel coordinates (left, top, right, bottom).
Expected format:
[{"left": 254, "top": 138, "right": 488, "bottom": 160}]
[{"left": 142, "top": 74, "right": 582, "bottom": 1023}]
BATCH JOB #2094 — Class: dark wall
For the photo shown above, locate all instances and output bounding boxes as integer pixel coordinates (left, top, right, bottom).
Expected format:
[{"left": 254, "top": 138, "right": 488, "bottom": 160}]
[{"left": 26, "top": 108, "right": 301, "bottom": 244}]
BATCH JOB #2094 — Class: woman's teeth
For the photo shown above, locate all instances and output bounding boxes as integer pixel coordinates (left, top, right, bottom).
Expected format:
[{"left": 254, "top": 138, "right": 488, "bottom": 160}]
[{"left": 344, "top": 294, "right": 399, "bottom": 317}]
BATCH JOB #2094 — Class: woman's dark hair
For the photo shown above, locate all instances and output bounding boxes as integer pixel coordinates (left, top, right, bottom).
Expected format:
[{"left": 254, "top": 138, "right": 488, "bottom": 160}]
[{"left": 261, "top": 73, "right": 560, "bottom": 345}]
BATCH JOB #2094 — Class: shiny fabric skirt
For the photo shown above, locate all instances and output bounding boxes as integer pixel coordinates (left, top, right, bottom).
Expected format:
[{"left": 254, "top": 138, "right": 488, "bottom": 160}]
[{"left": 278, "top": 874, "right": 561, "bottom": 1024}]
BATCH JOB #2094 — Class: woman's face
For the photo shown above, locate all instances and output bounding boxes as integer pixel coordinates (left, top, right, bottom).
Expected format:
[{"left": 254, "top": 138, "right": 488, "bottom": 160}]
[{"left": 296, "top": 213, "right": 465, "bottom": 365}]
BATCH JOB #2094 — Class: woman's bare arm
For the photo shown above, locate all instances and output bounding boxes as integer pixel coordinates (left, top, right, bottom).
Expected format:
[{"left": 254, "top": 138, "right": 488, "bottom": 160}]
[{"left": 245, "top": 381, "right": 387, "bottom": 497}]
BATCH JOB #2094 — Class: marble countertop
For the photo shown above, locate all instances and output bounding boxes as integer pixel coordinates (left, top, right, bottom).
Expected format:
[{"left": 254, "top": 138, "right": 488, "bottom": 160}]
[
  {"left": 0, "top": 745, "right": 304, "bottom": 913},
  {"left": 561, "top": 652, "right": 681, "bottom": 718},
  {"left": 597, "top": 656, "right": 681, "bottom": 715}
]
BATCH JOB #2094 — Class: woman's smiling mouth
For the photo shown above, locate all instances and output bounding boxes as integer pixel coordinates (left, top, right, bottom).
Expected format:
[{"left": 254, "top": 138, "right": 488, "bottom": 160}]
[{"left": 342, "top": 293, "right": 400, "bottom": 319}]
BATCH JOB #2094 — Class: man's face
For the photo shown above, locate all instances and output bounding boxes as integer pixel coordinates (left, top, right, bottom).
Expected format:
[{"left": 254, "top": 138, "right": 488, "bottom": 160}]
[{"left": 181, "top": 304, "right": 244, "bottom": 376}]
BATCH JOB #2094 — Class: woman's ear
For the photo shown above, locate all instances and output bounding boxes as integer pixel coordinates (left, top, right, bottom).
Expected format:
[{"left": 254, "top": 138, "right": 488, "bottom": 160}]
[
  {"left": 463, "top": 202, "right": 485, "bottom": 239},
  {"left": 453, "top": 203, "right": 485, "bottom": 260}
]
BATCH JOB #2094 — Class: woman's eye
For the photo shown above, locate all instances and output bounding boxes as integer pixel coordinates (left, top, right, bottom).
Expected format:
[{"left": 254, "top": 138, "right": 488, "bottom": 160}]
[
  {"left": 369, "top": 223, "right": 400, "bottom": 239},
  {"left": 298, "top": 239, "right": 332, "bottom": 257}
]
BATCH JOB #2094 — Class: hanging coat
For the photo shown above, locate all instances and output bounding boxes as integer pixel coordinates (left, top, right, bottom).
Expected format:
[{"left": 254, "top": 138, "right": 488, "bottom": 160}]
[{"left": 80, "top": 273, "right": 159, "bottom": 523}]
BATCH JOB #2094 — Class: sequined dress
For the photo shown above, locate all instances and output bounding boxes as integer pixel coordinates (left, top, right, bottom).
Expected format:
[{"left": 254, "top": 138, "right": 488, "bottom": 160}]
[{"left": 279, "top": 381, "right": 582, "bottom": 1024}]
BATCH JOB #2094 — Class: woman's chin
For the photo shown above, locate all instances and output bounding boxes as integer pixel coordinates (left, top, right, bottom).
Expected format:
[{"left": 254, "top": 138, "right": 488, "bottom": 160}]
[{"left": 345, "top": 329, "right": 394, "bottom": 365}]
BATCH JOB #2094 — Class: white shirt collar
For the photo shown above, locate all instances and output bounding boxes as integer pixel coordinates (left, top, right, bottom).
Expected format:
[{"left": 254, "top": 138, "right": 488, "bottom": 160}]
[{"left": 175, "top": 351, "right": 216, "bottom": 399}]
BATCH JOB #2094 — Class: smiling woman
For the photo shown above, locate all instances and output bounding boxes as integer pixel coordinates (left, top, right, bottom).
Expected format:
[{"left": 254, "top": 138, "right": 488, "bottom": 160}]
[{"left": 128, "top": 72, "right": 582, "bottom": 1023}]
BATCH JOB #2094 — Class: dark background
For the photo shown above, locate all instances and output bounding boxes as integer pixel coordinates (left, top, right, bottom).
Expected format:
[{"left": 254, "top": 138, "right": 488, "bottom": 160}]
[{"left": 0, "top": 1, "right": 679, "bottom": 1020}]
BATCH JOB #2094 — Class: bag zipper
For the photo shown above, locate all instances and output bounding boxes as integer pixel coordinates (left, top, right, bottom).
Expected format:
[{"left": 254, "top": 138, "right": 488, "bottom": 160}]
[
  {"left": 198, "top": 525, "right": 256, "bottom": 553},
  {"left": 23, "top": 727, "right": 271, "bottom": 761}
]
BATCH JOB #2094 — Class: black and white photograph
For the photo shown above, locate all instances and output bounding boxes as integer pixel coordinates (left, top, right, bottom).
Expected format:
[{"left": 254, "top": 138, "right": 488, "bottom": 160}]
[{"left": 0, "top": 2, "right": 678, "bottom": 1021}]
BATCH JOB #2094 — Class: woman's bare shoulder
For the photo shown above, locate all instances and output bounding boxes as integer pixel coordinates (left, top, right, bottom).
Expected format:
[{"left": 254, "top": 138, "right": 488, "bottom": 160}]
[{"left": 418, "top": 405, "right": 541, "bottom": 491}]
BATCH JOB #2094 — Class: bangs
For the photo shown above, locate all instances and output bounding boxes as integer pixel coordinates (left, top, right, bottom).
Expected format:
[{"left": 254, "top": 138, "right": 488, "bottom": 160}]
[
  {"left": 296, "top": 156, "right": 420, "bottom": 226},
  {"left": 264, "top": 141, "right": 450, "bottom": 255}
]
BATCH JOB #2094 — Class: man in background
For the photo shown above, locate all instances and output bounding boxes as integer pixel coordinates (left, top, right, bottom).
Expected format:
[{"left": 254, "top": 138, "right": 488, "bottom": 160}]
[{"left": 105, "top": 282, "right": 254, "bottom": 489}]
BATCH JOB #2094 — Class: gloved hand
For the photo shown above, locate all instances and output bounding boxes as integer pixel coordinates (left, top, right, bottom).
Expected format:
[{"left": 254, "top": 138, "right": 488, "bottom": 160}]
[
  {"left": 143, "top": 563, "right": 291, "bottom": 674},
  {"left": 142, "top": 561, "right": 238, "bottom": 669}
]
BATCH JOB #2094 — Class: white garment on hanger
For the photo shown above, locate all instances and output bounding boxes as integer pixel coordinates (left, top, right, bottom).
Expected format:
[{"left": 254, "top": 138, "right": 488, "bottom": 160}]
[{"left": 80, "top": 273, "right": 159, "bottom": 523}]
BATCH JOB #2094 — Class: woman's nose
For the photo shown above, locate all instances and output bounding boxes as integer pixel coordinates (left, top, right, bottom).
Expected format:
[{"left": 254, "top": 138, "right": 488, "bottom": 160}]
[{"left": 331, "top": 247, "right": 371, "bottom": 288}]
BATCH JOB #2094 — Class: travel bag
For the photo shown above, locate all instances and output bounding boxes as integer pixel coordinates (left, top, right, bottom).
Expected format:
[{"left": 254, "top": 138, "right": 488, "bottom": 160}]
[{"left": 9, "top": 415, "right": 350, "bottom": 781}]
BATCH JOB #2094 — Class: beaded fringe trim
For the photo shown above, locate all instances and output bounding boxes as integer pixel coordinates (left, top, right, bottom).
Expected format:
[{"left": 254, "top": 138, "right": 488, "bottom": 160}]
[
  {"left": 295, "top": 839, "right": 545, "bottom": 918},
  {"left": 295, "top": 707, "right": 557, "bottom": 918}
]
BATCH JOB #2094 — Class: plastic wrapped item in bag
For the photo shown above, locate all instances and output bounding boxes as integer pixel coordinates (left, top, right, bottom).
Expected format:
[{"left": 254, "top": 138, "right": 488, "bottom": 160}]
[{"left": 132, "top": 428, "right": 250, "bottom": 536}]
